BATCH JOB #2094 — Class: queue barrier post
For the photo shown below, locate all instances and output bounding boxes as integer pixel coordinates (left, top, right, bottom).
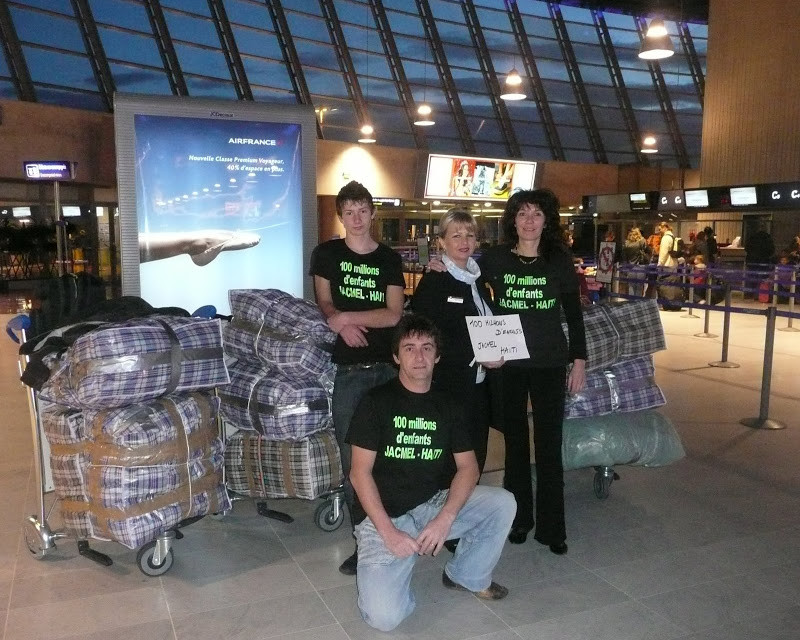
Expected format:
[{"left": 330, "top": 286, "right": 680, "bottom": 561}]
[
  {"left": 778, "top": 267, "right": 800, "bottom": 332},
  {"left": 694, "top": 271, "right": 718, "bottom": 338},
  {"left": 682, "top": 266, "right": 699, "bottom": 319},
  {"left": 709, "top": 283, "right": 740, "bottom": 368},
  {"left": 740, "top": 305, "right": 786, "bottom": 430}
]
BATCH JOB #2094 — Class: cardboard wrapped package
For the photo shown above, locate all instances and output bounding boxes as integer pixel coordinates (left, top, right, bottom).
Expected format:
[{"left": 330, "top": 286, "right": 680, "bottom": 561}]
[
  {"left": 40, "top": 316, "right": 229, "bottom": 410},
  {"left": 225, "top": 429, "right": 342, "bottom": 501},
  {"left": 42, "top": 392, "right": 230, "bottom": 550},
  {"left": 224, "top": 289, "right": 335, "bottom": 380},
  {"left": 219, "top": 360, "right": 332, "bottom": 440}
]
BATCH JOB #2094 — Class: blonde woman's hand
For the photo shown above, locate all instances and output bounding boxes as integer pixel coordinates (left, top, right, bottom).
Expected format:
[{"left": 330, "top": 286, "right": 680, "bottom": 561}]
[
  {"left": 427, "top": 257, "right": 446, "bottom": 272},
  {"left": 479, "top": 358, "right": 505, "bottom": 369},
  {"left": 567, "top": 358, "right": 586, "bottom": 394}
]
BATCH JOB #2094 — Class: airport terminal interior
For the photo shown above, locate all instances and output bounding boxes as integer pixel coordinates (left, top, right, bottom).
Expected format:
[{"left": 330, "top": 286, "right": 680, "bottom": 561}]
[{"left": 3, "top": 0, "right": 800, "bottom": 639}]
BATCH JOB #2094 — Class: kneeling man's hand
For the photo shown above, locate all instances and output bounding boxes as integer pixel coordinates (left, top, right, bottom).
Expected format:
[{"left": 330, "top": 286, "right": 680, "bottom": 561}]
[
  {"left": 416, "top": 512, "right": 455, "bottom": 556},
  {"left": 384, "top": 526, "right": 421, "bottom": 558}
]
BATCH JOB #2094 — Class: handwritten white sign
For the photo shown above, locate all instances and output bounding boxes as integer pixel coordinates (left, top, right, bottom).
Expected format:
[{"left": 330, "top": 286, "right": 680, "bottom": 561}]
[{"left": 465, "top": 315, "right": 530, "bottom": 362}]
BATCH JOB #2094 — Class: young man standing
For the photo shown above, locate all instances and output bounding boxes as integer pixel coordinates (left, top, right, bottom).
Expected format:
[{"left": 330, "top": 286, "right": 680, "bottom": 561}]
[
  {"left": 347, "top": 314, "right": 516, "bottom": 631},
  {"left": 309, "top": 180, "right": 405, "bottom": 575}
]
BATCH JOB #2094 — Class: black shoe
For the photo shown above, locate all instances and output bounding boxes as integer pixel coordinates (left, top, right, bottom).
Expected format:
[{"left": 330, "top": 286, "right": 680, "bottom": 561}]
[
  {"left": 338, "top": 550, "right": 357, "bottom": 575},
  {"left": 507, "top": 527, "right": 528, "bottom": 544},
  {"left": 548, "top": 542, "right": 568, "bottom": 555},
  {"left": 443, "top": 539, "right": 459, "bottom": 553}
]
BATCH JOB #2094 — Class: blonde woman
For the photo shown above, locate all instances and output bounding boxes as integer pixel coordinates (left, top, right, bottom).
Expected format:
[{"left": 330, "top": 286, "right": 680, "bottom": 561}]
[
  {"left": 622, "top": 227, "right": 649, "bottom": 296},
  {"left": 411, "top": 208, "right": 501, "bottom": 474}
]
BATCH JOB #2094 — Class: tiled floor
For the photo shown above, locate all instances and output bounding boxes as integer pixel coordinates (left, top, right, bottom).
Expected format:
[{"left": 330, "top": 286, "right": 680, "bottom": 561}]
[{"left": 1, "top": 300, "right": 799, "bottom": 640}]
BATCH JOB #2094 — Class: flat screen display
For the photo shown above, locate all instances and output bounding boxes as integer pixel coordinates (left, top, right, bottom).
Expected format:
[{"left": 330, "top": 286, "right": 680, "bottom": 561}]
[
  {"left": 730, "top": 186, "right": 757, "bottom": 206},
  {"left": 62, "top": 206, "right": 81, "bottom": 217},
  {"left": 424, "top": 154, "right": 536, "bottom": 200},
  {"left": 657, "top": 190, "right": 686, "bottom": 210},
  {"left": 115, "top": 94, "right": 317, "bottom": 314},
  {"left": 12, "top": 206, "right": 31, "bottom": 218},
  {"left": 629, "top": 192, "right": 651, "bottom": 211},
  {"left": 685, "top": 189, "right": 709, "bottom": 207}
]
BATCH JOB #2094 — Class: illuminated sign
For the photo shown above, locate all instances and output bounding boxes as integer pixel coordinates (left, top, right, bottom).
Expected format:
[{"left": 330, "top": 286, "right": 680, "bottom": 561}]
[
  {"left": 657, "top": 189, "right": 686, "bottom": 210},
  {"left": 685, "top": 189, "right": 709, "bottom": 207},
  {"left": 761, "top": 182, "right": 800, "bottom": 207},
  {"left": 23, "top": 161, "right": 75, "bottom": 181},
  {"left": 424, "top": 154, "right": 536, "bottom": 201},
  {"left": 729, "top": 186, "right": 758, "bottom": 206},
  {"left": 373, "top": 197, "right": 401, "bottom": 206}
]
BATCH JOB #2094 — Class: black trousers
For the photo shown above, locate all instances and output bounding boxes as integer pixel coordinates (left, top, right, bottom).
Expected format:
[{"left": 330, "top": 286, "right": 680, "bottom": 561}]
[
  {"left": 501, "top": 365, "right": 567, "bottom": 544},
  {"left": 433, "top": 364, "right": 491, "bottom": 474}
]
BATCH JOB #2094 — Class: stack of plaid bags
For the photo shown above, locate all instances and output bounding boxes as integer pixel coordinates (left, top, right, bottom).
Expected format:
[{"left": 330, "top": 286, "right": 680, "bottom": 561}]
[
  {"left": 221, "top": 289, "right": 343, "bottom": 501},
  {"left": 39, "top": 315, "right": 231, "bottom": 550},
  {"left": 561, "top": 299, "right": 684, "bottom": 469}
]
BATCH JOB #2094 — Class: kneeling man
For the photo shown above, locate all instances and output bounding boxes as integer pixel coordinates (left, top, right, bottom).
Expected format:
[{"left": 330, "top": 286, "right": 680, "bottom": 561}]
[{"left": 347, "top": 314, "right": 516, "bottom": 631}]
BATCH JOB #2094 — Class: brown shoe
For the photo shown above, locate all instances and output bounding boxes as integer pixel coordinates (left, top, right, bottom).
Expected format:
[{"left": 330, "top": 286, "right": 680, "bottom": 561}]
[{"left": 442, "top": 571, "right": 508, "bottom": 600}]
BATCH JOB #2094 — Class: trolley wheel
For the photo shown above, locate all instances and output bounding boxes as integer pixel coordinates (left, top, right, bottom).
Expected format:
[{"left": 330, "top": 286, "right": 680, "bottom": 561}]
[
  {"left": 23, "top": 520, "right": 50, "bottom": 560},
  {"left": 593, "top": 468, "right": 615, "bottom": 500},
  {"left": 136, "top": 541, "right": 174, "bottom": 577},
  {"left": 23, "top": 516, "right": 50, "bottom": 560},
  {"left": 314, "top": 500, "right": 344, "bottom": 532}
]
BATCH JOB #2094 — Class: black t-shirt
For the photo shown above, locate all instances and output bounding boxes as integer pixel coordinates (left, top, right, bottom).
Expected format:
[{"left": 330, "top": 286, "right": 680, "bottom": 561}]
[
  {"left": 345, "top": 378, "right": 473, "bottom": 523},
  {"left": 309, "top": 239, "right": 405, "bottom": 364},
  {"left": 480, "top": 244, "right": 587, "bottom": 368}
]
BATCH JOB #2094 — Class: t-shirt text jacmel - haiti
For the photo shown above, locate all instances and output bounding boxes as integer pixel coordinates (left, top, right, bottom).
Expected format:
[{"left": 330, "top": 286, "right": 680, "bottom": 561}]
[{"left": 309, "top": 239, "right": 405, "bottom": 365}]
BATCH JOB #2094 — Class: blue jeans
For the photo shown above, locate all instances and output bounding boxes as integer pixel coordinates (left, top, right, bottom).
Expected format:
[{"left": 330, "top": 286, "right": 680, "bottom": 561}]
[
  {"left": 354, "top": 485, "right": 516, "bottom": 631},
  {"left": 332, "top": 362, "right": 397, "bottom": 526}
]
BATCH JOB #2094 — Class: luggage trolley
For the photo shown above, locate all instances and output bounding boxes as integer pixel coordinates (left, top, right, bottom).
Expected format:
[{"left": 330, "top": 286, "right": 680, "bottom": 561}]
[{"left": 7, "top": 313, "right": 215, "bottom": 577}]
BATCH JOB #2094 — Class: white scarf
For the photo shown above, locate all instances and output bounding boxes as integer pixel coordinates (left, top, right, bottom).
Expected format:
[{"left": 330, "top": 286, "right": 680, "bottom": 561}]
[{"left": 442, "top": 254, "right": 492, "bottom": 383}]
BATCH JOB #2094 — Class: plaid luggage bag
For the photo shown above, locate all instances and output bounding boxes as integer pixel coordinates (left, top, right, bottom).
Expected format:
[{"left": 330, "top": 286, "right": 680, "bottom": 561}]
[
  {"left": 224, "top": 289, "right": 335, "bottom": 379},
  {"left": 41, "top": 392, "right": 230, "bottom": 550},
  {"left": 225, "top": 429, "right": 343, "bottom": 500},
  {"left": 565, "top": 299, "right": 666, "bottom": 372},
  {"left": 219, "top": 360, "right": 332, "bottom": 440},
  {"left": 565, "top": 355, "right": 665, "bottom": 419},
  {"left": 40, "top": 316, "right": 229, "bottom": 409}
]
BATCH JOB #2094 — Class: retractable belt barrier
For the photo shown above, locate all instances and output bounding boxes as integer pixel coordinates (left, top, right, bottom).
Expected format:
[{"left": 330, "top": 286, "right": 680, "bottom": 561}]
[{"left": 611, "top": 262, "right": 800, "bottom": 431}]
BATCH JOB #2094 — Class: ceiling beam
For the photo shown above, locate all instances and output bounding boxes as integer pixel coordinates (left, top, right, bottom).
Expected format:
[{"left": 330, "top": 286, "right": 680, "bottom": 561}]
[
  {"left": 207, "top": 0, "right": 253, "bottom": 100},
  {"left": 143, "top": 0, "right": 188, "bottom": 97},
  {"left": 0, "top": 0, "right": 36, "bottom": 101},
  {"left": 70, "top": 0, "right": 115, "bottom": 111}
]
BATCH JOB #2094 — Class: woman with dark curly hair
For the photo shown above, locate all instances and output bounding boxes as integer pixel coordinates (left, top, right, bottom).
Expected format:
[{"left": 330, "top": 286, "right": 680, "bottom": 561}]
[{"left": 481, "top": 189, "right": 587, "bottom": 554}]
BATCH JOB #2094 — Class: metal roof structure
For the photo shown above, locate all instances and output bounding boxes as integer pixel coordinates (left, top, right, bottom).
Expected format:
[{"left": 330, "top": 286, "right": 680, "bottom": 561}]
[{"left": 0, "top": 0, "right": 707, "bottom": 168}]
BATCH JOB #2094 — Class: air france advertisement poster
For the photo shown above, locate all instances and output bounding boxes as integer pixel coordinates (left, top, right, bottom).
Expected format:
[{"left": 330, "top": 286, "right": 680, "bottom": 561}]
[{"left": 134, "top": 114, "right": 303, "bottom": 314}]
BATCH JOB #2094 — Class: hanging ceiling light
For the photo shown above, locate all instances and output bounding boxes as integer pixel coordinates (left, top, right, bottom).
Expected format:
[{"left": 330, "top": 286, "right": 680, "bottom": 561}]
[
  {"left": 638, "top": 18, "right": 675, "bottom": 60},
  {"left": 414, "top": 103, "right": 435, "bottom": 126},
  {"left": 500, "top": 68, "right": 526, "bottom": 101},
  {"left": 358, "top": 123, "right": 376, "bottom": 144},
  {"left": 641, "top": 135, "right": 658, "bottom": 154}
]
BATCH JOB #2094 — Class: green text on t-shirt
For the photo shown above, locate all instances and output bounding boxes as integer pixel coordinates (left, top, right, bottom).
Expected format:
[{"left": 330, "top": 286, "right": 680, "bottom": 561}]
[
  {"left": 384, "top": 414, "right": 442, "bottom": 460},
  {"left": 339, "top": 261, "right": 385, "bottom": 302},
  {"left": 497, "top": 273, "right": 556, "bottom": 311}
]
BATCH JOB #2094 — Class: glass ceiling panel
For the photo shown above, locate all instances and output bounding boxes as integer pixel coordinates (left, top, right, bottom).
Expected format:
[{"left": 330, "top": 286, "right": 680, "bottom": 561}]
[
  {"left": 8, "top": 0, "right": 70, "bottom": 14},
  {"left": 109, "top": 62, "right": 172, "bottom": 95},
  {"left": 159, "top": 0, "right": 211, "bottom": 17},
  {"left": 225, "top": 0, "right": 271, "bottom": 26},
  {"left": 292, "top": 39, "right": 341, "bottom": 73},
  {"left": 22, "top": 46, "right": 97, "bottom": 89},
  {"left": 98, "top": 27, "right": 163, "bottom": 68},
  {"left": 173, "top": 43, "right": 230, "bottom": 79},
  {"left": 0, "top": 49, "right": 10, "bottom": 76},
  {"left": 231, "top": 26, "right": 284, "bottom": 60},
  {"left": 88, "top": 0, "right": 150, "bottom": 32},
  {"left": 428, "top": 0, "right": 467, "bottom": 23},
  {"left": 0, "top": 80, "right": 16, "bottom": 99},
  {"left": 183, "top": 75, "right": 236, "bottom": 98},
  {"left": 10, "top": 7, "right": 84, "bottom": 53},
  {"left": 36, "top": 86, "right": 105, "bottom": 110},
  {"left": 284, "top": 11, "right": 329, "bottom": 43},
  {"left": 163, "top": 10, "right": 220, "bottom": 48},
  {"left": 520, "top": 14, "right": 557, "bottom": 40},
  {"left": 384, "top": 9, "right": 425, "bottom": 38},
  {"left": 475, "top": 7, "right": 511, "bottom": 31},
  {"left": 303, "top": 67, "right": 349, "bottom": 100},
  {"left": 240, "top": 56, "right": 294, "bottom": 92},
  {"left": 601, "top": 12, "right": 636, "bottom": 30},
  {"left": 564, "top": 21, "right": 599, "bottom": 44}
]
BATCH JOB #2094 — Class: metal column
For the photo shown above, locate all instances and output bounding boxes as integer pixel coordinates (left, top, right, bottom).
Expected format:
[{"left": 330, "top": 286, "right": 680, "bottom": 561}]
[
  {"left": 143, "top": 0, "right": 189, "bottom": 96},
  {"left": 70, "top": 0, "right": 116, "bottom": 111},
  {"left": 207, "top": 0, "right": 253, "bottom": 100}
]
